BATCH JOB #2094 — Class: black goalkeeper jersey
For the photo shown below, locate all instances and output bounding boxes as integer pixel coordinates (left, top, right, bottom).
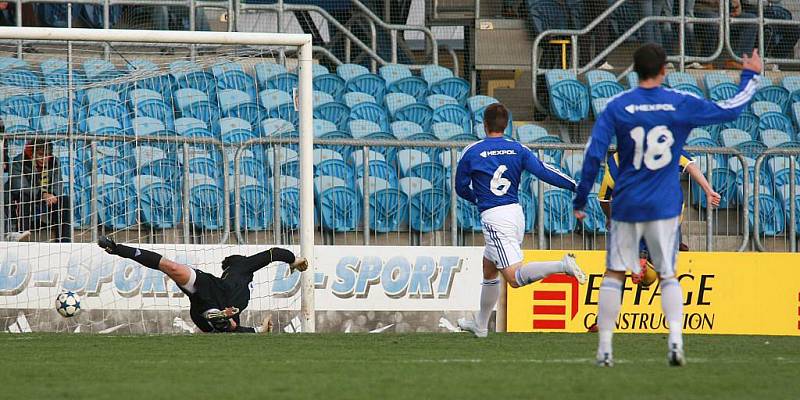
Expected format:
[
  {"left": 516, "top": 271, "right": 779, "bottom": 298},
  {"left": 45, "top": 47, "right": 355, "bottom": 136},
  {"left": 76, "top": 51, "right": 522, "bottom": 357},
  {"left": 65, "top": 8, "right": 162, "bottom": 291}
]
[{"left": 185, "top": 269, "right": 254, "bottom": 332}]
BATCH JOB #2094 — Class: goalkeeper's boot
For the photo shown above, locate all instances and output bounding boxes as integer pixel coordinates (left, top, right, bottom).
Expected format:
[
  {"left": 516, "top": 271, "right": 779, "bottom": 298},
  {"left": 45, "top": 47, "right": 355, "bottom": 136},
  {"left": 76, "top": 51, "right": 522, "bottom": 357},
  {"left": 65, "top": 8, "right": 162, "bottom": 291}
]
[
  {"left": 205, "top": 307, "right": 240, "bottom": 322},
  {"left": 457, "top": 317, "right": 488, "bottom": 338},
  {"left": 596, "top": 352, "right": 614, "bottom": 367},
  {"left": 290, "top": 257, "right": 308, "bottom": 273},
  {"left": 668, "top": 343, "right": 686, "bottom": 367},
  {"left": 562, "top": 254, "right": 588, "bottom": 285},
  {"left": 98, "top": 236, "right": 118, "bottom": 254}
]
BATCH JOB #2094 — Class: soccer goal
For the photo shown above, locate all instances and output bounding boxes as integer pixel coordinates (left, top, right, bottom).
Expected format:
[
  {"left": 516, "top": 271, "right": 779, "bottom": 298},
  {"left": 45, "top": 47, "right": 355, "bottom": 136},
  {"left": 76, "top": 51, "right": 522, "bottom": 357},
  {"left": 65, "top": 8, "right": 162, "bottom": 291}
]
[{"left": 0, "top": 27, "right": 316, "bottom": 333}]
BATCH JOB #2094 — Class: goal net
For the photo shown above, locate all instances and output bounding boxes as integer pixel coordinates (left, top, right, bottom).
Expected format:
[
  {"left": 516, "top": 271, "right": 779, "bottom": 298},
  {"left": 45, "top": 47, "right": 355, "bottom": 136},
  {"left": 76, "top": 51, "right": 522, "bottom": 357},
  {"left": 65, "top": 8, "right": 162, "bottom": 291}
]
[{"left": 0, "top": 27, "right": 315, "bottom": 334}]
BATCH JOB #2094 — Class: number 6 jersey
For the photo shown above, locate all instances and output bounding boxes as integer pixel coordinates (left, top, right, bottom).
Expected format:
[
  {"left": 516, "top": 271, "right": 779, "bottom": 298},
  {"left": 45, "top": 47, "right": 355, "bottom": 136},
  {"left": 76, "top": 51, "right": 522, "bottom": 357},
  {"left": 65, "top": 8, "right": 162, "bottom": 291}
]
[
  {"left": 455, "top": 136, "right": 576, "bottom": 213},
  {"left": 573, "top": 69, "right": 761, "bottom": 222}
]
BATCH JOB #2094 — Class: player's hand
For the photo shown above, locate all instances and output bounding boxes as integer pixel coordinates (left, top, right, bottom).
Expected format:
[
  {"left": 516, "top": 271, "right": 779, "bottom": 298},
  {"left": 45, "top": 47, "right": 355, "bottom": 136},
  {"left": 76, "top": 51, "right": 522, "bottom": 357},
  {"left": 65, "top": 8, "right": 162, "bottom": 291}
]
[
  {"left": 573, "top": 210, "right": 586, "bottom": 221},
  {"left": 705, "top": 190, "right": 721, "bottom": 208},
  {"left": 43, "top": 192, "right": 58, "bottom": 206},
  {"left": 742, "top": 49, "right": 763, "bottom": 74}
]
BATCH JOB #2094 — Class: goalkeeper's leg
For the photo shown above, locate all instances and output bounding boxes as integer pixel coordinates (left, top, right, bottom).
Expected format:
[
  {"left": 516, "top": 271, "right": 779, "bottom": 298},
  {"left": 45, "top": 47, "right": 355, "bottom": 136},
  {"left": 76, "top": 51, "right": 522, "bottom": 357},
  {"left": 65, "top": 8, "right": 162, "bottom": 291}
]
[{"left": 98, "top": 236, "right": 197, "bottom": 293}]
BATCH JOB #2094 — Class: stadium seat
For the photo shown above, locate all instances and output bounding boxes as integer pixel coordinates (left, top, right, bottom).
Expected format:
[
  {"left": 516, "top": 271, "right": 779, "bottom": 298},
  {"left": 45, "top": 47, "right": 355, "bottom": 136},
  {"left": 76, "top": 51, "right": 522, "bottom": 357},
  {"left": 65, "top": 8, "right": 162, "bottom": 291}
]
[
  {"left": 397, "top": 149, "right": 430, "bottom": 176},
  {"left": 391, "top": 101, "right": 433, "bottom": 131},
  {"left": 345, "top": 74, "right": 386, "bottom": 103},
  {"left": 336, "top": 64, "right": 369, "bottom": 81},
  {"left": 85, "top": 115, "right": 124, "bottom": 135},
  {"left": 1, "top": 114, "right": 30, "bottom": 133},
  {"left": 793, "top": 103, "right": 800, "bottom": 130},
  {"left": 314, "top": 175, "right": 359, "bottom": 232},
  {"left": 188, "top": 174, "right": 225, "bottom": 231},
  {"left": 259, "top": 68, "right": 299, "bottom": 94},
  {"left": 275, "top": 175, "right": 301, "bottom": 230},
  {"left": 581, "top": 193, "right": 608, "bottom": 233},
  {"left": 97, "top": 175, "right": 138, "bottom": 229},
  {"left": 188, "top": 157, "right": 222, "bottom": 183},
  {"left": 134, "top": 175, "right": 182, "bottom": 229},
  {"left": 427, "top": 94, "right": 459, "bottom": 110},
  {"left": 432, "top": 122, "right": 464, "bottom": 141},
  {"left": 589, "top": 80, "right": 624, "bottom": 99},
  {"left": 709, "top": 82, "right": 740, "bottom": 102},
  {"left": 348, "top": 119, "right": 383, "bottom": 139},
  {"left": 350, "top": 102, "right": 390, "bottom": 131},
  {"left": 0, "top": 89, "right": 39, "bottom": 119},
  {"left": 390, "top": 120, "right": 424, "bottom": 139},
  {"left": 586, "top": 70, "right": 616, "bottom": 87},
  {"left": 430, "top": 77, "right": 470, "bottom": 104},
  {"left": 313, "top": 73, "right": 346, "bottom": 100},
  {"left": 456, "top": 197, "right": 482, "bottom": 232},
  {"left": 38, "top": 115, "right": 68, "bottom": 134},
  {"left": 379, "top": 64, "right": 412, "bottom": 86},
  {"left": 314, "top": 101, "right": 350, "bottom": 131},
  {"left": 176, "top": 117, "right": 213, "bottom": 138},
  {"left": 255, "top": 62, "right": 287, "bottom": 86},
  {"left": 754, "top": 83, "right": 791, "bottom": 112},
  {"left": 769, "top": 156, "right": 800, "bottom": 187},
  {"left": 562, "top": 153, "right": 584, "bottom": 179},
  {"left": 747, "top": 184, "right": 785, "bottom": 235},
  {"left": 751, "top": 100, "right": 782, "bottom": 117},
  {"left": 229, "top": 175, "right": 273, "bottom": 232},
  {"left": 127, "top": 60, "right": 173, "bottom": 100},
  {"left": 666, "top": 72, "right": 699, "bottom": 88},
  {"left": 258, "top": 88, "right": 296, "bottom": 123},
  {"left": 313, "top": 90, "right": 334, "bottom": 107},
  {"left": 703, "top": 72, "right": 734, "bottom": 92},
  {"left": 131, "top": 91, "right": 175, "bottom": 131},
  {"left": 591, "top": 98, "right": 610, "bottom": 116},
  {"left": 42, "top": 88, "right": 80, "bottom": 119},
  {"left": 421, "top": 65, "right": 453, "bottom": 86},
  {"left": 384, "top": 92, "right": 416, "bottom": 115},
  {"left": 432, "top": 104, "right": 470, "bottom": 134},
  {"left": 219, "top": 117, "right": 257, "bottom": 143},
  {"left": 0, "top": 57, "right": 29, "bottom": 71},
  {"left": 517, "top": 124, "right": 549, "bottom": 143},
  {"left": 218, "top": 89, "right": 266, "bottom": 130},
  {"left": 542, "top": 187, "right": 577, "bottom": 234},
  {"left": 782, "top": 76, "right": 800, "bottom": 104},
  {"left": 350, "top": 148, "right": 386, "bottom": 167},
  {"left": 547, "top": 78, "right": 590, "bottom": 122},
  {"left": 169, "top": 61, "right": 217, "bottom": 102},
  {"left": 132, "top": 117, "right": 173, "bottom": 137},
  {"left": 719, "top": 113, "right": 758, "bottom": 140},
  {"left": 317, "top": 130, "right": 354, "bottom": 161},
  {"left": 212, "top": 62, "right": 257, "bottom": 101},
  {"left": 315, "top": 158, "right": 355, "bottom": 187},
  {"left": 175, "top": 88, "right": 220, "bottom": 126},
  {"left": 359, "top": 176, "right": 408, "bottom": 233},
  {"left": 400, "top": 176, "right": 449, "bottom": 232},
  {"left": 758, "top": 112, "right": 794, "bottom": 136},
  {"left": 466, "top": 95, "right": 499, "bottom": 115},
  {"left": 626, "top": 72, "right": 639, "bottom": 88},
  {"left": 344, "top": 92, "right": 377, "bottom": 108},
  {"left": 777, "top": 185, "right": 800, "bottom": 235},
  {"left": 407, "top": 132, "right": 442, "bottom": 161},
  {"left": 313, "top": 118, "right": 337, "bottom": 137}
]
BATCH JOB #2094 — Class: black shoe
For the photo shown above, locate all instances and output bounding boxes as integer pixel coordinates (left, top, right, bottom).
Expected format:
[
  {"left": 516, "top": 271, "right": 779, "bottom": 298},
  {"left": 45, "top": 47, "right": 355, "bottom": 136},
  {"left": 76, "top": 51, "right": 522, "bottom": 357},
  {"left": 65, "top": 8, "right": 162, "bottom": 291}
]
[{"left": 98, "top": 236, "right": 118, "bottom": 254}]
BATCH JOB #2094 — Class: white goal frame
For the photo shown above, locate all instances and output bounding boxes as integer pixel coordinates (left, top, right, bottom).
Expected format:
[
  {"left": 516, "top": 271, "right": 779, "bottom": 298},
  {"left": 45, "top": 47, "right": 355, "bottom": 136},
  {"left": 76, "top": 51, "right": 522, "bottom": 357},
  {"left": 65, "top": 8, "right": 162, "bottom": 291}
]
[{"left": 0, "top": 27, "right": 317, "bottom": 332}]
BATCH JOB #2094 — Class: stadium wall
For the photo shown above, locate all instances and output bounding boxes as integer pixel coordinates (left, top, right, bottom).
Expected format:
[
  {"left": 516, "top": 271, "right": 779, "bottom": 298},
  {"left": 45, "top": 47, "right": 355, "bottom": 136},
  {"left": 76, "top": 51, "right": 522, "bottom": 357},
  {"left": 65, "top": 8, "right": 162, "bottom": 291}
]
[
  {"left": 0, "top": 243, "right": 484, "bottom": 333},
  {"left": 508, "top": 251, "right": 800, "bottom": 336}
]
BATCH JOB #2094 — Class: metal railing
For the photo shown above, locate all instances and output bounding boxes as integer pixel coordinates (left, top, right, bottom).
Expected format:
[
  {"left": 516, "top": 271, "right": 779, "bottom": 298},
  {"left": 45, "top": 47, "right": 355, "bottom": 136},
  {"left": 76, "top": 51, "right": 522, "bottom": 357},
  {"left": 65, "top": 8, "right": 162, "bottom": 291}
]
[{"left": 752, "top": 148, "right": 800, "bottom": 252}]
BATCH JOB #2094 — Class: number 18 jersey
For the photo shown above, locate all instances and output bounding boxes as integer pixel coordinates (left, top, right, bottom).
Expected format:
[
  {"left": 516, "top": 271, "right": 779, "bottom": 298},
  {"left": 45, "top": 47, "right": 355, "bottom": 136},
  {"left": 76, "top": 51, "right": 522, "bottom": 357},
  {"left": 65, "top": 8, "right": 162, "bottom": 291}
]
[
  {"left": 455, "top": 137, "right": 576, "bottom": 213},
  {"left": 573, "top": 69, "right": 761, "bottom": 222}
]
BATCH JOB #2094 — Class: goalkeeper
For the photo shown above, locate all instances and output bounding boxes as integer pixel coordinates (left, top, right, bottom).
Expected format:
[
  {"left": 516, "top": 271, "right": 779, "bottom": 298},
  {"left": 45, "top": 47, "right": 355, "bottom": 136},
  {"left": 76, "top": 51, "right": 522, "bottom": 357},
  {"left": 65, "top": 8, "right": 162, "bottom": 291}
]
[{"left": 98, "top": 236, "right": 307, "bottom": 333}]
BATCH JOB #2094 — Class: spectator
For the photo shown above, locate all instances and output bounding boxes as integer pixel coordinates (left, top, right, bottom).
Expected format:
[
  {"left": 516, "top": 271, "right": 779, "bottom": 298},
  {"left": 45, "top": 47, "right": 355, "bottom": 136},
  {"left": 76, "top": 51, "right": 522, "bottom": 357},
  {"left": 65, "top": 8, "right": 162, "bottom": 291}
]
[
  {"left": 694, "top": 0, "right": 757, "bottom": 67},
  {"left": 5, "top": 139, "right": 71, "bottom": 243},
  {"left": 642, "top": 0, "right": 675, "bottom": 53},
  {"left": 742, "top": 0, "right": 799, "bottom": 60}
]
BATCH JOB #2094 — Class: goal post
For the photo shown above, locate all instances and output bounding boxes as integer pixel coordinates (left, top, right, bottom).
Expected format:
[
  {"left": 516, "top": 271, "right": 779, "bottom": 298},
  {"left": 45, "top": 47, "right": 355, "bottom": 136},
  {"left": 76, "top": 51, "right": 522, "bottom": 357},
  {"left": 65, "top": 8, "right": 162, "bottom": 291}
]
[{"left": 0, "top": 27, "right": 316, "bottom": 333}]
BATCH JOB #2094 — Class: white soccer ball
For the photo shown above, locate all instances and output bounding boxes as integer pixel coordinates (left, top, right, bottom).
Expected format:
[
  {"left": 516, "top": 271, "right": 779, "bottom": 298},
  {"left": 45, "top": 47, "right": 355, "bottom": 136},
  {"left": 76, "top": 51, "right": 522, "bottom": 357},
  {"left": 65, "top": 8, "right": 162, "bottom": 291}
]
[{"left": 55, "top": 291, "right": 82, "bottom": 318}]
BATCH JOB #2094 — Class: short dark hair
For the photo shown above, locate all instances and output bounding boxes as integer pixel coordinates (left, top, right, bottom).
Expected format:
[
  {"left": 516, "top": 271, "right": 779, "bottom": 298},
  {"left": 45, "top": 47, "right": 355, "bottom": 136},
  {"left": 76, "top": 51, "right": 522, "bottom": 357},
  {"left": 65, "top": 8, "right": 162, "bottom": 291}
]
[
  {"left": 633, "top": 43, "right": 667, "bottom": 81},
  {"left": 483, "top": 103, "right": 509, "bottom": 134}
]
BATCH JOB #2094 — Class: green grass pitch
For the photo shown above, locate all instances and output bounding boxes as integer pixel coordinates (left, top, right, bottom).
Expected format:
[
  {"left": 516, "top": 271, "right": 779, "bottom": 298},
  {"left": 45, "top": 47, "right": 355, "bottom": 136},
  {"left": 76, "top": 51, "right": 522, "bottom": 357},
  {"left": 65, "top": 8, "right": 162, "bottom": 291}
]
[{"left": 1, "top": 333, "right": 798, "bottom": 399}]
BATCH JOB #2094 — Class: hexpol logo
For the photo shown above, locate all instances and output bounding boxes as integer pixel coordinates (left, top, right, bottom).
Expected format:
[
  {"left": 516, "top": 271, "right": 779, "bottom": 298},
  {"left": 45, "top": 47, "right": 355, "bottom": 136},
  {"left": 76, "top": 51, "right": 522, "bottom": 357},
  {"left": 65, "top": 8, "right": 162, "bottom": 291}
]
[
  {"left": 480, "top": 151, "right": 488, "bottom": 158},
  {"left": 531, "top": 274, "right": 579, "bottom": 330}
]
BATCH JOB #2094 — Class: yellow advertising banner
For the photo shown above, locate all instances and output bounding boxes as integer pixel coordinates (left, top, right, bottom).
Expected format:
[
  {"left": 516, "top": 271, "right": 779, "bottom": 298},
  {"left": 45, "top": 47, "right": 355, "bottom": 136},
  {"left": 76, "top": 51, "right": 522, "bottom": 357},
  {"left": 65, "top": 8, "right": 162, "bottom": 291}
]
[{"left": 507, "top": 251, "right": 800, "bottom": 336}]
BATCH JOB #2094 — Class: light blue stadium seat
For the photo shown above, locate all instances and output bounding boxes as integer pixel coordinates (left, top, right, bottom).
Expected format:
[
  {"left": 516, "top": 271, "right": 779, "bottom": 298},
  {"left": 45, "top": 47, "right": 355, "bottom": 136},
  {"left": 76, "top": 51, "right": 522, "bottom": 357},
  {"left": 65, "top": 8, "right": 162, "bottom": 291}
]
[
  {"left": 466, "top": 95, "right": 499, "bottom": 114},
  {"left": 359, "top": 176, "right": 407, "bottom": 233},
  {"left": 219, "top": 88, "right": 267, "bottom": 130},
  {"left": 134, "top": 175, "right": 182, "bottom": 229},
  {"left": 542, "top": 187, "right": 576, "bottom": 234},
  {"left": 545, "top": 70, "right": 576, "bottom": 87},
  {"left": 259, "top": 88, "right": 295, "bottom": 116},
  {"left": 793, "top": 103, "right": 800, "bottom": 130},
  {"left": 751, "top": 100, "right": 782, "bottom": 117},
  {"left": 42, "top": 88, "right": 80, "bottom": 118},
  {"left": 581, "top": 193, "right": 607, "bottom": 233},
  {"left": 313, "top": 73, "right": 346, "bottom": 99},
  {"left": 421, "top": 65, "right": 453, "bottom": 86},
  {"left": 38, "top": 115, "right": 68, "bottom": 134},
  {"left": 626, "top": 72, "right": 639, "bottom": 88},
  {"left": 429, "top": 77, "right": 470, "bottom": 104},
  {"left": 235, "top": 156, "right": 269, "bottom": 184},
  {"left": 720, "top": 112, "right": 758, "bottom": 140},
  {"left": 354, "top": 158, "right": 398, "bottom": 187},
  {"left": 313, "top": 90, "right": 334, "bottom": 107},
  {"left": 760, "top": 129, "right": 796, "bottom": 148},
  {"left": 314, "top": 175, "right": 359, "bottom": 232},
  {"left": 709, "top": 82, "right": 739, "bottom": 101},
  {"left": 426, "top": 94, "right": 459, "bottom": 110},
  {"left": 720, "top": 128, "right": 755, "bottom": 148},
  {"left": 781, "top": 76, "right": 800, "bottom": 104},
  {"left": 777, "top": 185, "right": 800, "bottom": 235},
  {"left": 754, "top": 84, "right": 790, "bottom": 113},
  {"left": 132, "top": 117, "right": 173, "bottom": 137},
  {"left": 313, "top": 118, "right": 337, "bottom": 137},
  {"left": 432, "top": 104, "right": 470, "bottom": 134},
  {"left": 666, "top": 72, "right": 699, "bottom": 88},
  {"left": 135, "top": 146, "right": 181, "bottom": 187},
  {"left": 275, "top": 175, "right": 301, "bottom": 229},
  {"left": 254, "top": 62, "right": 287, "bottom": 88},
  {"left": 456, "top": 197, "right": 482, "bottom": 232},
  {"left": 350, "top": 103, "right": 390, "bottom": 131},
  {"left": 397, "top": 149, "right": 429, "bottom": 176},
  {"left": 85, "top": 115, "right": 123, "bottom": 135},
  {"left": 174, "top": 88, "right": 220, "bottom": 126},
  {"left": 315, "top": 158, "right": 355, "bottom": 187},
  {"left": 758, "top": 112, "right": 794, "bottom": 136},
  {"left": 83, "top": 58, "right": 123, "bottom": 83},
  {"left": 769, "top": 157, "right": 800, "bottom": 187},
  {"left": 548, "top": 79, "right": 590, "bottom": 122},
  {"left": 97, "top": 175, "right": 137, "bottom": 229},
  {"left": 589, "top": 80, "right": 624, "bottom": 99},
  {"left": 343, "top": 91, "right": 376, "bottom": 108},
  {"left": 1, "top": 69, "right": 42, "bottom": 93},
  {"left": 212, "top": 62, "right": 257, "bottom": 102},
  {"left": 703, "top": 72, "right": 734, "bottom": 92},
  {"left": 407, "top": 132, "right": 442, "bottom": 161},
  {"left": 591, "top": 98, "right": 610, "bottom": 116},
  {"left": 346, "top": 74, "right": 386, "bottom": 103},
  {"left": 747, "top": 184, "right": 785, "bottom": 235},
  {"left": 0, "top": 57, "right": 29, "bottom": 71},
  {"left": 314, "top": 101, "right": 350, "bottom": 131},
  {"left": 379, "top": 64, "right": 412, "bottom": 85},
  {"left": 1, "top": 114, "right": 30, "bottom": 133},
  {"left": 336, "top": 64, "right": 369, "bottom": 81},
  {"left": 391, "top": 120, "right": 423, "bottom": 139},
  {"left": 130, "top": 89, "right": 175, "bottom": 130},
  {"left": 586, "top": 70, "right": 616, "bottom": 87},
  {"left": 517, "top": 124, "right": 549, "bottom": 143},
  {"left": 256, "top": 118, "right": 293, "bottom": 139},
  {"left": 0, "top": 88, "right": 39, "bottom": 119},
  {"left": 266, "top": 146, "right": 299, "bottom": 177},
  {"left": 391, "top": 101, "right": 432, "bottom": 131},
  {"left": 188, "top": 158, "right": 222, "bottom": 183},
  {"left": 400, "top": 176, "right": 449, "bottom": 232},
  {"left": 381, "top": 64, "right": 428, "bottom": 101},
  {"left": 264, "top": 72, "right": 298, "bottom": 93},
  {"left": 432, "top": 122, "right": 464, "bottom": 141},
  {"left": 175, "top": 117, "right": 212, "bottom": 137},
  {"left": 219, "top": 117, "right": 258, "bottom": 144},
  {"left": 127, "top": 59, "right": 173, "bottom": 99},
  {"left": 169, "top": 61, "right": 217, "bottom": 101},
  {"left": 314, "top": 148, "right": 345, "bottom": 163},
  {"left": 188, "top": 174, "right": 225, "bottom": 231},
  {"left": 384, "top": 92, "right": 416, "bottom": 115},
  {"left": 229, "top": 175, "right": 273, "bottom": 231}
]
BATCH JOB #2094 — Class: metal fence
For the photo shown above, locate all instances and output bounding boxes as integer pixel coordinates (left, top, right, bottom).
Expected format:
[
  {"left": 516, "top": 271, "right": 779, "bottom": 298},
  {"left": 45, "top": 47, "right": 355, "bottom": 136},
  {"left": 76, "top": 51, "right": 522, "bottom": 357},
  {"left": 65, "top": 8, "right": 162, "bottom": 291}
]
[{"left": 3, "top": 134, "right": 786, "bottom": 251}]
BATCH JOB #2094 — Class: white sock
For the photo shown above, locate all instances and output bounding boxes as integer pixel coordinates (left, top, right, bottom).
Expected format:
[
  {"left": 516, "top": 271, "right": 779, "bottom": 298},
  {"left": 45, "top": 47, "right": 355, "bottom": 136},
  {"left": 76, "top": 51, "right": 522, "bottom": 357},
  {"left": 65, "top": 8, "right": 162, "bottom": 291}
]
[
  {"left": 476, "top": 278, "right": 500, "bottom": 330},
  {"left": 514, "top": 261, "right": 565, "bottom": 287},
  {"left": 597, "top": 276, "right": 623, "bottom": 358},
  {"left": 660, "top": 277, "right": 684, "bottom": 349}
]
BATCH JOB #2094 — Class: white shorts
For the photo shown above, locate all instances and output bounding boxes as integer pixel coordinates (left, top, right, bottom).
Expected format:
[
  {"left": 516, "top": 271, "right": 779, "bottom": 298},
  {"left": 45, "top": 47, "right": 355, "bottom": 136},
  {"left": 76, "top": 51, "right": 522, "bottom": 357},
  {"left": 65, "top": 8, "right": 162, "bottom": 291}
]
[
  {"left": 481, "top": 203, "right": 525, "bottom": 269},
  {"left": 606, "top": 216, "right": 681, "bottom": 279}
]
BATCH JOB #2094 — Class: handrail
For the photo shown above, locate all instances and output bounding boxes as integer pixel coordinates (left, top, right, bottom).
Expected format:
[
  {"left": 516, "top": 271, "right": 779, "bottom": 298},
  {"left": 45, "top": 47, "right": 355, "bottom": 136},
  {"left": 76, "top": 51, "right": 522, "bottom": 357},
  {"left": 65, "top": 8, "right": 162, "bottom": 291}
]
[
  {"left": 752, "top": 148, "right": 800, "bottom": 252},
  {"left": 531, "top": 0, "right": 725, "bottom": 113}
]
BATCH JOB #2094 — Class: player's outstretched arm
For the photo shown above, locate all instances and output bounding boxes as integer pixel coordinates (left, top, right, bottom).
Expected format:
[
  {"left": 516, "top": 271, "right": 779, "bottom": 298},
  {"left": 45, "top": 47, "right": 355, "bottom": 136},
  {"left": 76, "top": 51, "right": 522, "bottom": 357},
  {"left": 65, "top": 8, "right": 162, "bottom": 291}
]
[
  {"left": 521, "top": 146, "right": 576, "bottom": 191},
  {"left": 684, "top": 161, "right": 721, "bottom": 207},
  {"left": 682, "top": 49, "right": 763, "bottom": 126},
  {"left": 454, "top": 154, "right": 476, "bottom": 203},
  {"left": 574, "top": 111, "right": 615, "bottom": 217},
  {"left": 229, "top": 247, "right": 307, "bottom": 275}
]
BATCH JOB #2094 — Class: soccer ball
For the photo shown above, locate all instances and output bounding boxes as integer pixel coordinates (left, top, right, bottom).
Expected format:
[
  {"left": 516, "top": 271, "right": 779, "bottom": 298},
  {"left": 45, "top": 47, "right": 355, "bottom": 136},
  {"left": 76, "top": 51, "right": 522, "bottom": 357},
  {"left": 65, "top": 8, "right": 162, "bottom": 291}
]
[
  {"left": 639, "top": 260, "right": 659, "bottom": 288},
  {"left": 55, "top": 291, "right": 82, "bottom": 318}
]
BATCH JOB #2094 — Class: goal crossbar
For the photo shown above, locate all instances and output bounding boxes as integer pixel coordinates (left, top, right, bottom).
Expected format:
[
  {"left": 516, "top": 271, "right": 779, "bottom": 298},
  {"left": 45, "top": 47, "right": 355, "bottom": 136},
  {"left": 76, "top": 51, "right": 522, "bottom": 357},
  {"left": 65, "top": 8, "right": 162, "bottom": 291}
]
[{"left": 0, "top": 26, "right": 317, "bottom": 333}]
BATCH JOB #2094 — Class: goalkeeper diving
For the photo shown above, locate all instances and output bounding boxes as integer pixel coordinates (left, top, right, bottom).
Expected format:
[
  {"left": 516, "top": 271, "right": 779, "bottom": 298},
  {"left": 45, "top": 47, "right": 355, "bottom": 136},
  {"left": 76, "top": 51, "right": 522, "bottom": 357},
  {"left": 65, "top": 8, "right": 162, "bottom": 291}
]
[{"left": 98, "top": 236, "right": 308, "bottom": 333}]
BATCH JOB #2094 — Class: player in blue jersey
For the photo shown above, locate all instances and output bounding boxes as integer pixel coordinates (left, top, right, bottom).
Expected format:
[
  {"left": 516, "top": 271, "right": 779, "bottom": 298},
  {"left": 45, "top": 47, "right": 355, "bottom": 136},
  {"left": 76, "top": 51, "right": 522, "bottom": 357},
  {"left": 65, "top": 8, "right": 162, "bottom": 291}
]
[
  {"left": 455, "top": 103, "right": 588, "bottom": 338},
  {"left": 573, "top": 43, "right": 762, "bottom": 366}
]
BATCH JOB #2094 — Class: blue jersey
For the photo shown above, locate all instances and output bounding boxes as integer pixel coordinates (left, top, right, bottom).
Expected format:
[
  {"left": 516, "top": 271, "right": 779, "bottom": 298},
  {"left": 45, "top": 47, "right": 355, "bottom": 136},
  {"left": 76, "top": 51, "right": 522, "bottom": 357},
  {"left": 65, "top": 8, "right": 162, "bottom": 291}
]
[
  {"left": 456, "top": 137, "right": 577, "bottom": 213},
  {"left": 574, "top": 69, "right": 761, "bottom": 222}
]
